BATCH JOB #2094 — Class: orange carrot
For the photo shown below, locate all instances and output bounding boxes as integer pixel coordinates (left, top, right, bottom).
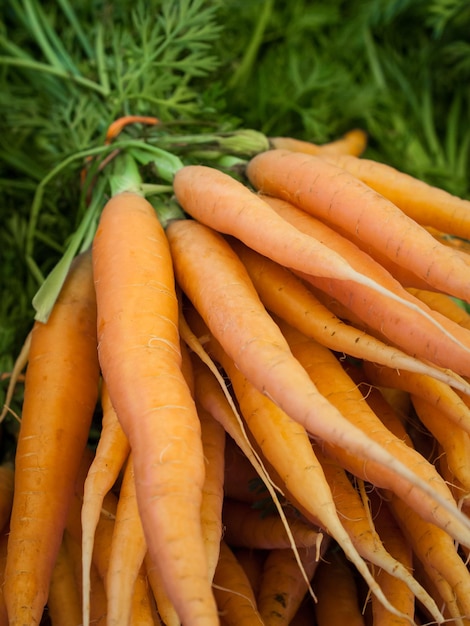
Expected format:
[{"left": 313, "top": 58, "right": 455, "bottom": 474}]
[
  {"left": 212, "top": 540, "right": 264, "bottom": 626},
  {"left": 47, "top": 534, "right": 83, "bottom": 626},
  {"left": 260, "top": 192, "right": 470, "bottom": 379},
  {"left": 166, "top": 218, "right": 470, "bottom": 550},
  {"left": 145, "top": 552, "right": 180, "bottom": 626},
  {"left": 407, "top": 287, "right": 470, "bottom": 331},
  {"left": 232, "top": 548, "right": 267, "bottom": 600},
  {"left": 0, "top": 526, "right": 9, "bottom": 626},
  {"left": 172, "top": 163, "right": 470, "bottom": 351},
  {"left": 368, "top": 494, "right": 416, "bottom": 626},
  {"left": 230, "top": 238, "right": 468, "bottom": 389},
  {"left": 246, "top": 148, "right": 470, "bottom": 302},
  {"left": 185, "top": 306, "right": 435, "bottom": 620},
  {"left": 92, "top": 191, "right": 217, "bottom": 626},
  {"left": 313, "top": 545, "right": 366, "bottom": 626},
  {"left": 387, "top": 491, "right": 470, "bottom": 624},
  {"left": 277, "top": 318, "right": 470, "bottom": 550},
  {"left": 4, "top": 250, "right": 100, "bottom": 626},
  {"left": 257, "top": 543, "right": 329, "bottom": 626},
  {"left": 411, "top": 395, "right": 470, "bottom": 493},
  {"left": 0, "top": 461, "right": 14, "bottom": 534},
  {"left": 321, "top": 152, "right": 470, "bottom": 239},
  {"left": 269, "top": 128, "right": 368, "bottom": 157},
  {"left": 81, "top": 380, "right": 130, "bottom": 626},
  {"left": 105, "top": 454, "right": 148, "bottom": 626},
  {"left": 222, "top": 499, "right": 322, "bottom": 550},
  {"left": 198, "top": 402, "right": 226, "bottom": 581},
  {"left": 362, "top": 361, "right": 470, "bottom": 436}
]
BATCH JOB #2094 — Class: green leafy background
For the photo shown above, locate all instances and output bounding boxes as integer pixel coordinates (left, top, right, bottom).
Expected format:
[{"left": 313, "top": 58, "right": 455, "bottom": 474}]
[{"left": 1, "top": 0, "right": 470, "bottom": 384}]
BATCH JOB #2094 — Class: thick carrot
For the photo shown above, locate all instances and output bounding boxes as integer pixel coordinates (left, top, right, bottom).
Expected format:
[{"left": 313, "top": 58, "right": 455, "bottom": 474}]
[
  {"left": 313, "top": 546, "right": 366, "bottom": 626},
  {"left": 269, "top": 128, "right": 368, "bottom": 157},
  {"left": 222, "top": 499, "right": 322, "bottom": 550},
  {"left": 4, "top": 249, "right": 100, "bottom": 626},
  {"left": 82, "top": 381, "right": 130, "bottom": 626},
  {"left": 278, "top": 318, "right": 470, "bottom": 550},
  {"left": 230, "top": 238, "right": 469, "bottom": 390},
  {"left": 105, "top": 454, "right": 148, "bottom": 626},
  {"left": 322, "top": 152, "right": 470, "bottom": 239},
  {"left": 172, "top": 164, "right": 469, "bottom": 350},
  {"left": 212, "top": 540, "right": 264, "bottom": 626},
  {"left": 246, "top": 148, "right": 470, "bottom": 302},
  {"left": 261, "top": 193, "right": 470, "bottom": 379},
  {"left": 166, "top": 219, "right": 470, "bottom": 550},
  {"left": 92, "top": 191, "right": 218, "bottom": 626},
  {"left": 256, "top": 545, "right": 326, "bottom": 626}
]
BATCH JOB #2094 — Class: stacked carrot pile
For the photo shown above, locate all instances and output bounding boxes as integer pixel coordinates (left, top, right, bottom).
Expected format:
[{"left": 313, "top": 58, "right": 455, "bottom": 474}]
[{"left": 3, "top": 128, "right": 470, "bottom": 626}]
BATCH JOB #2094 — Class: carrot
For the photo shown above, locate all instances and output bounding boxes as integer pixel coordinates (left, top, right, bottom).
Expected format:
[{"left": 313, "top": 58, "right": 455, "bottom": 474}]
[
  {"left": 230, "top": 238, "right": 469, "bottom": 390},
  {"left": 222, "top": 499, "right": 322, "bottom": 550},
  {"left": 198, "top": 402, "right": 226, "bottom": 581},
  {"left": 321, "top": 152, "right": 470, "bottom": 239},
  {"left": 362, "top": 362, "right": 470, "bottom": 436},
  {"left": 269, "top": 128, "right": 368, "bottom": 157},
  {"left": 411, "top": 395, "right": 470, "bottom": 493},
  {"left": 313, "top": 545, "right": 367, "bottom": 626},
  {"left": 105, "top": 453, "right": 148, "bottom": 626},
  {"left": 4, "top": 249, "right": 100, "bottom": 626},
  {"left": 145, "top": 552, "right": 180, "bottom": 626},
  {"left": 407, "top": 287, "right": 470, "bottom": 331},
  {"left": 167, "top": 219, "right": 470, "bottom": 549},
  {"left": 212, "top": 540, "right": 264, "bottom": 626},
  {"left": 0, "top": 526, "right": 9, "bottom": 626},
  {"left": 311, "top": 446, "right": 442, "bottom": 623},
  {"left": 245, "top": 148, "right": 470, "bottom": 302},
  {"left": 223, "top": 435, "right": 265, "bottom": 505},
  {"left": 232, "top": 548, "right": 267, "bottom": 600},
  {"left": 172, "top": 163, "right": 470, "bottom": 355},
  {"left": 47, "top": 534, "right": 83, "bottom": 626},
  {"left": 257, "top": 543, "right": 329, "bottom": 626},
  {"left": 82, "top": 380, "right": 130, "bottom": 626},
  {"left": 368, "top": 494, "right": 417, "bottom": 626},
  {"left": 92, "top": 191, "right": 218, "bottom": 626},
  {"left": 387, "top": 491, "right": 470, "bottom": 624},
  {"left": 260, "top": 192, "right": 470, "bottom": 380},
  {"left": 277, "top": 318, "right": 470, "bottom": 550},
  {"left": 184, "top": 305, "right": 430, "bottom": 620}
]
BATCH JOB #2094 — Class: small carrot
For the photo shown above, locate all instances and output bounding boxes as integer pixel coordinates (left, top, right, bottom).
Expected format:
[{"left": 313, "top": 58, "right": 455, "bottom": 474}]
[
  {"left": 407, "top": 287, "right": 470, "bottom": 331},
  {"left": 230, "top": 238, "right": 469, "bottom": 390},
  {"left": 47, "top": 535, "right": 83, "bottom": 626},
  {"left": 313, "top": 545, "right": 367, "bottom": 626},
  {"left": 246, "top": 148, "right": 470, "bottom": 303},
  {"left": 321, "top": 152, "right": 470, "bottom": 240},
  {"left": 368, "top": 493, "right": 417, "bottom": 626},
  {"left": 4, "top": 249, "right": 100, "bottom": 626},
  {"left": 212, "top": 540, "right": 264, "bottom": 626},
  {"left": 269, "top": 128, "right": 368, "bottom": 157},
  {"left": 257, "top": 543, "right": 329, "bottom": 626},
  {"left": 82, "top": 381, "right": 130, "bottom": 626},
  {"left": 166, "top": 219, "right": 470, "bottom": 551},
  {"left": 198, "top": 402, "right": 226, "bottom": 581},
  {"left": 92, "top": 191, "right": 218, "bottom": 626},
  {"left": 105, "top": 454, "right": 148, "bottom": 626}
]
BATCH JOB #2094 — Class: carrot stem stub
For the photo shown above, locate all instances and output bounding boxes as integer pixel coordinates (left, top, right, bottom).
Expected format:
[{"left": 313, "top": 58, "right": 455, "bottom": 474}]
[{"left": 92, "top": 191, "right": 218, "bottom": 626}]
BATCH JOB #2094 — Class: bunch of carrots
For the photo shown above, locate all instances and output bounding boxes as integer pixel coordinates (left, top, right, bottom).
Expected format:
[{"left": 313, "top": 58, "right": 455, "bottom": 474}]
[{"left": 3, "top": 122, "right": 470, "bottom": 626}]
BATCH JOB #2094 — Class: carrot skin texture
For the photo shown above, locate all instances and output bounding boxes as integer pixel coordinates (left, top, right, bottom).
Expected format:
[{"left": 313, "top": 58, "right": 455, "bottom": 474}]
[
  {"left": 92, "top": 192, "right": 218, "bottom": 626},
  {"left": 4, "top": 249, "right": 100, "bottom": 626},
  {"left": 246, "top": 148, "right": 470, "bottom": 302}
]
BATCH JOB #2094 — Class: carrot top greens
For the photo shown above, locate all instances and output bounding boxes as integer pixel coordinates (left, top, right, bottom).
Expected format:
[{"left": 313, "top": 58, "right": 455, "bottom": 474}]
[{"left": 1, "top": 0, "right": 470, "bottom": 396}]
